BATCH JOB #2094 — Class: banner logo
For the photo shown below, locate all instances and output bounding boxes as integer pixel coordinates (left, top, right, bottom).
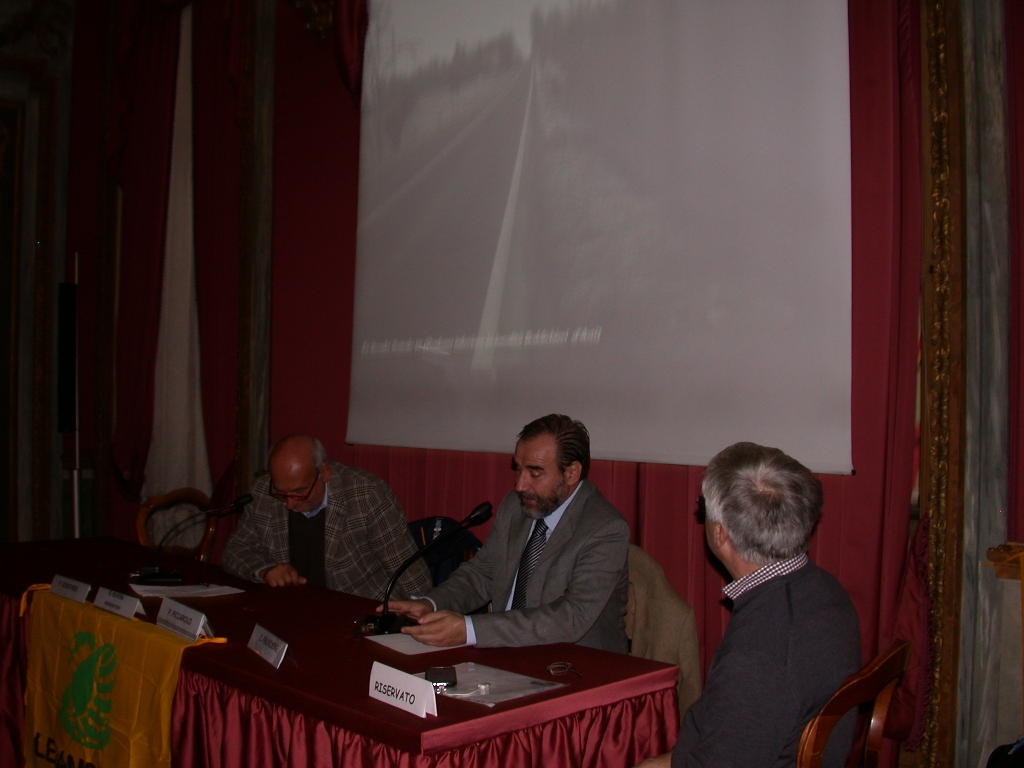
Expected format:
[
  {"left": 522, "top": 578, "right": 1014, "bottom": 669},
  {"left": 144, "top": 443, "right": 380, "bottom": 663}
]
[{"left": 59, "top": 631, "right": 117, "bottom": 749}]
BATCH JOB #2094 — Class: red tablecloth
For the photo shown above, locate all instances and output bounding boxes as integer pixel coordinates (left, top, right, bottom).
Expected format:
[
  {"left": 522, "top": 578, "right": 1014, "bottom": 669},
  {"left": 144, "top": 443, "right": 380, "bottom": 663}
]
[
  {"left": 173, "top": 670, "right": 677, "bottom": 768},
  {"left": 0, "top": 539, "right": 679, "bottom": 767}
]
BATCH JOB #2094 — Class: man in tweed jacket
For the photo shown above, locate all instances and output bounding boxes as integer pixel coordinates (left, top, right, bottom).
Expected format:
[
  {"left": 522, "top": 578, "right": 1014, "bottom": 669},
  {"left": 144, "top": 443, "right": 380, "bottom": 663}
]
[{"left": 223, "top": 435, "right": 431, "bottom": 599}]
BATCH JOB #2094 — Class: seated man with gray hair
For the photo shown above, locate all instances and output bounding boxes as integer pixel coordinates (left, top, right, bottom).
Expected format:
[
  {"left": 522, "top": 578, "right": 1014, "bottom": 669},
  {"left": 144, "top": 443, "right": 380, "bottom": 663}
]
[
  {"left": 638, "top": 442, "right": 861, "bottom": 768},
  {"left": 223, "top": 435, "right": 431, "bottom": 599}
]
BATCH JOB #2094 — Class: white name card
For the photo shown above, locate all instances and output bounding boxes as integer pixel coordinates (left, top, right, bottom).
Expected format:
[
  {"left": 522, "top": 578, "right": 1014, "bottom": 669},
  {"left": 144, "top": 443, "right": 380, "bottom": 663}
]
[
  {"left": 94, "top": 587, "right": 146, "bottom": 620},
  {"left": 368, "top": 661, "right": 437, "bottom": 718},
  {"left": 156, "top": 598, "right": 214, "bottom": 641},
  {"left": 247, "top": 624, "right": 288, "bottom": 668},
  {"left": 51, "top": 574, "right": 90, "bottom": 603}
]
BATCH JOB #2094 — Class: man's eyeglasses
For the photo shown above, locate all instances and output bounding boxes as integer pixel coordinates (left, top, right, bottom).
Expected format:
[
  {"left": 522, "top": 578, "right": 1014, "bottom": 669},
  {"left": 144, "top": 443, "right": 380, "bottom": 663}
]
[
  {"left": 547, "top": 661, "right": 582, "bottom": 677},
  {"left": 269, "top": 471, "right": 322, "bottom": 502}
]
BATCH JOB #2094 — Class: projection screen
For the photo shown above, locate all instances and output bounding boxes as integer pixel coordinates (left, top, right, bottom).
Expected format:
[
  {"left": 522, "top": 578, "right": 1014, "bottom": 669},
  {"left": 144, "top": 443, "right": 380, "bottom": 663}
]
[{"left": 348, "top": 0, "right": 853, "bottom": 473}]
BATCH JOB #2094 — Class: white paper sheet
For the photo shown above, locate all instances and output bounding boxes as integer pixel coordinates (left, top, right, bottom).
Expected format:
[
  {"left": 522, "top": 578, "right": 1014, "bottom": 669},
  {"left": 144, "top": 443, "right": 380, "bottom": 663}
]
[
  {"left": 415, "top": 662, "right": 564, "bottom": 707},
  {"left": 366, "top": 632, "right": 469, "bottom": 655},
  {"left": 130, "top": 583, "right": 244, "bottom": 598}
]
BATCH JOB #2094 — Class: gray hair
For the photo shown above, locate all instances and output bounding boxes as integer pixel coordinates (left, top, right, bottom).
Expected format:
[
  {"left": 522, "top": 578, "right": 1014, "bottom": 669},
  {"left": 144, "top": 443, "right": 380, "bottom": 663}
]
[
  {"left": 310, "top": 437, "right": 327, "bottom": 470},
  {"left": 702, "top": 442, "right": 822, "bottom": 565}
]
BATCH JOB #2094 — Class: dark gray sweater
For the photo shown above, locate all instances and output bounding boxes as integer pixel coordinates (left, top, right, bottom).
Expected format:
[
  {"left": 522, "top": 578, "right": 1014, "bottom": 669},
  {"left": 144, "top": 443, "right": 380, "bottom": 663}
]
[{"left": 672, "top": 562, "right": 861, "bottom": 768}]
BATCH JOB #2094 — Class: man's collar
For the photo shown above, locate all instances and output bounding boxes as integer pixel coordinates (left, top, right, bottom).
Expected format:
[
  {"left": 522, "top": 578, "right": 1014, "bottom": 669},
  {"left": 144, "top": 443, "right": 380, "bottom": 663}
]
[
  {"left": 721, "top": 553, "right": 809, "bottom": 600},
  {"left": 296, "top": 480, "right": 330, "bottom": 519}
]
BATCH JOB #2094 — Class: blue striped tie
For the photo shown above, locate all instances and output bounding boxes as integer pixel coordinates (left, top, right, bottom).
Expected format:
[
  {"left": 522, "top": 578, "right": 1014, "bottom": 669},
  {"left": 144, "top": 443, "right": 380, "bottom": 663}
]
[{"left": 511, "top": 519, "right": 548, "bottom": 610}]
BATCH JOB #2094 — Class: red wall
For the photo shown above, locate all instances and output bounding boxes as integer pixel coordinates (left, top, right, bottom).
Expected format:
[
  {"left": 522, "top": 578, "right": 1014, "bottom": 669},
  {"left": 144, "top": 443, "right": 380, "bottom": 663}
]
[
  {"left": 60, "top": 3, "right": 919, "bottom": 706},
  {"left": 270, "top": 0, "right": 360, "bottom": 459}
]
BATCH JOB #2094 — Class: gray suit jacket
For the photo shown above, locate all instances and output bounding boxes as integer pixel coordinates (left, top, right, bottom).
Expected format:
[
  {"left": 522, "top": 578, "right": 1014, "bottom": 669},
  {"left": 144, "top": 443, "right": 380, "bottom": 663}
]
[{"left": 426, "top": 480, "right": 629, "bottom": 652}]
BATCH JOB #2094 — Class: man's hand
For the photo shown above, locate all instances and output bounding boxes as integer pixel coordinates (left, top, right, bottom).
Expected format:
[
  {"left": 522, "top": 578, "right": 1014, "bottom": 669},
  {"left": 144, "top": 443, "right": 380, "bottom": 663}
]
[
  {"left": 401, "top": 610, "right": 468, "bottom": 646},
  {"left": 380, "top": 599, "right": 434, "bottom": 619},
  {"left": 633, "top": 754, "right": 671, "bottom": 768},
  {"left": 260, "top": 564, "right": 306, "bottom": 587}
]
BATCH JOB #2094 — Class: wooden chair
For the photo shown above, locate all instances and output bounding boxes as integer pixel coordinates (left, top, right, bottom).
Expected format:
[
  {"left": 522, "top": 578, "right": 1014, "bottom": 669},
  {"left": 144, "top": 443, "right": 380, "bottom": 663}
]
[
  {"left": 796, "top": 640, "right": 912, "bottom": 768},
  {"left": 137, "top": 488, "right": 218, "bottom": 562}
]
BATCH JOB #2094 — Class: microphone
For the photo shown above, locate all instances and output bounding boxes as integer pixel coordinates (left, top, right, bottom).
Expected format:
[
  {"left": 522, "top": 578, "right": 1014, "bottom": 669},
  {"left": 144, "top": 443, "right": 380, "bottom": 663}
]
[
  {"left": 368, "top": 501, "right": 492, "bottom": 634},
  {"left": 136, "top": 494, "right": 253, "bottom": 584}
]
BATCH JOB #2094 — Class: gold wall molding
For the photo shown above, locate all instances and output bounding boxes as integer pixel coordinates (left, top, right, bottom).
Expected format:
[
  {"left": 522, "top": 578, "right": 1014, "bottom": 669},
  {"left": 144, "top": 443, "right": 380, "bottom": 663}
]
[
  {"left": 918, "top": 0, "right": 967, "bottom": 765},
  {"left": 286, "top": 0, "right": 333, "bottom": 40},
  {"left": 237, "top": 0, "right": 275, "bottom": 494}
]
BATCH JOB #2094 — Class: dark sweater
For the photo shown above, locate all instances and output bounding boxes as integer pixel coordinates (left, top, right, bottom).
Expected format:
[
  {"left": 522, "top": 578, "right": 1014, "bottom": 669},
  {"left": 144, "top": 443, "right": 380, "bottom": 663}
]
[
  {"left": 288, "top": 510, "right": 327, "bottom": 587},
  {"left": 672, "top": 562, "right": 861, "bottom": 768}
]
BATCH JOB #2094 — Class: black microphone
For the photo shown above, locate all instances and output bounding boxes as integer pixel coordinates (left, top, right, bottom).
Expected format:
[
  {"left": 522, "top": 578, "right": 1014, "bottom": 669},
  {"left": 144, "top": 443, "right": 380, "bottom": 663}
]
[
  {"left": 137, "top": 494, "right": 253, "bottom": 584},
  {"left": 368, "top": 501, "right": 492, "bottom": 634}
]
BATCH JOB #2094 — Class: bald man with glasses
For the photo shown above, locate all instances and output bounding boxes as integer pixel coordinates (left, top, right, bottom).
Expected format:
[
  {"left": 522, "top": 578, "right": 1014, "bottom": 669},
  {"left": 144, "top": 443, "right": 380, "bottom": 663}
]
[{"left": 222, "top": 435, "right": 431, "bottom": 599}]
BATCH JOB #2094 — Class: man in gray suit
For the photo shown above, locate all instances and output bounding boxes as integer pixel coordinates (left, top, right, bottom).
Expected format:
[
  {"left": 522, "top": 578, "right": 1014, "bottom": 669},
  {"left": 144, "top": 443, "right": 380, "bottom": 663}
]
[{"left": 387, "top": 414, "right": 630, "bottom": 652}]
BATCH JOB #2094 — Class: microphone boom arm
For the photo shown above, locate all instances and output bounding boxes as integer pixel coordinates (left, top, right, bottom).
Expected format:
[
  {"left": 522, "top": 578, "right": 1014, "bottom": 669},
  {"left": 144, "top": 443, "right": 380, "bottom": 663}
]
[{"left": 371, "top": 501, "right": 492, "bottom": 634}]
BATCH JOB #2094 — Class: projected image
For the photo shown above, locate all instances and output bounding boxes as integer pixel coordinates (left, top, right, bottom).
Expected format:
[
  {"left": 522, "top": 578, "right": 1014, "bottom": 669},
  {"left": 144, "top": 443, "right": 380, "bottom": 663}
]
[{"left": 349, "top": 0, "right": 852, "bottom": 472}]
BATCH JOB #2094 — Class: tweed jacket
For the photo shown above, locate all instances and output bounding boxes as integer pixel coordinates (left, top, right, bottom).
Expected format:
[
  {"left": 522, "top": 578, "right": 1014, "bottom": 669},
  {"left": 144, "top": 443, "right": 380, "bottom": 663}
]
[
  {"left": 222, "top": 462, "right": 431, "bottom": 600},
  {"left": 625, "top": 544, "right": 702, "bottom": 719},
  {"left": 426, "top": 480, "right": 630, "bottom": 652}
]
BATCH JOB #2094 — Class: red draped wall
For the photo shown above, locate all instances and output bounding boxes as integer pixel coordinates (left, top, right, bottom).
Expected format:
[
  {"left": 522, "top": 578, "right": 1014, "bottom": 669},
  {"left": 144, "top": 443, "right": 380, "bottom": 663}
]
[
  {"left": 270, "top": 0, "right": 922, "bottom": 688},
  {"left": 87, "top": 0, "right": 924, "bottom": 757},
  {"left": 107, "top": 0, "right": 187, "bottom": 540},
  {"left": 103, "top": 0, "right": 244, "bottom": 542},
  {"left": 191, "top": 0, "right": 245, "bottom": 533}
]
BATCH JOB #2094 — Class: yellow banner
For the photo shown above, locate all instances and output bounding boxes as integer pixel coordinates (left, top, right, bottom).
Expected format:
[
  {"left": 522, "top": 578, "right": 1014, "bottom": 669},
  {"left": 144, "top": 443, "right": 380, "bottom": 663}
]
[{"left": 23, "top": 589, "right": 197, "bottom": 768}]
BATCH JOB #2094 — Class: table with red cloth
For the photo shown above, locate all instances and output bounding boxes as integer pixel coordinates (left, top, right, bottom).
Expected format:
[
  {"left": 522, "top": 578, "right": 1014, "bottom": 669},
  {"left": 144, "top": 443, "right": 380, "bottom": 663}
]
[{"left": 0, "top": 538, "right": 679, "bottom": 767}]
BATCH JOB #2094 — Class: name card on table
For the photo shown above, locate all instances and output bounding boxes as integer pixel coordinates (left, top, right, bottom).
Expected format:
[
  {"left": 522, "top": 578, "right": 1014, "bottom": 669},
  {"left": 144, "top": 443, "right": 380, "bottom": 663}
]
[
  {"left": 156, "top": 598, "right": 214, "bottom": 641},
  {"left": 94, "top": 587, "right": 146, "bottom": 620},
  {"left": 368, "top": 661, "right": 437, "bottom": 718},
  {"left": 247, "top": 624, "right": 288, "bottom": 668},
  {"left": 50, "top": 574, "right": 90, "bottom": 603}
]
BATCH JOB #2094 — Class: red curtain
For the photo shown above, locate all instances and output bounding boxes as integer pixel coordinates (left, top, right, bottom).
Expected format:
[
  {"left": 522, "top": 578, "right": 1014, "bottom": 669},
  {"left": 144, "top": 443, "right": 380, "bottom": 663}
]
[
  {"left": 192, "top": 0, "right": 245, "bottom": 554},
  {"left": 106, "top": 0, "right": 244, "bottom": 545},
  {"left": 100, "top": 0, "right": 924, "bottom": 695},
  {"left": 95, "top": 0, "right": 923, "bottom": 759},
  {"left": 107, "top": 0, "right": 188, "bottom": 540},
  {"left": 297, "top": 6, "right": 926, "bottom": 760},
  {"left": 333, "top": 0, "right": 367, "bottom": 102},
  {"left": 320, "top": 6, "right": 925, "bottom": 761},
  {"left": 306, "top": 0, "right": 923, "bottom": 746},
  {"left": 1008, "top": 0, "right": 1024, "bottom": 543},
  {"left": 312, "top": 0, "right": 921, "bottom": 671}
]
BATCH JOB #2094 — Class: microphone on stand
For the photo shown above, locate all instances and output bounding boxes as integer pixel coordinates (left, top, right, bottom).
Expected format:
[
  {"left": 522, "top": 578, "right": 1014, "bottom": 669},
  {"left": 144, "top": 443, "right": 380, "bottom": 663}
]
[
  {"left": 367, "top": 501, "right": 492, "bottom": 634},
  {"left": 136, "top": 494, "right": 253, "bottom": 584}
]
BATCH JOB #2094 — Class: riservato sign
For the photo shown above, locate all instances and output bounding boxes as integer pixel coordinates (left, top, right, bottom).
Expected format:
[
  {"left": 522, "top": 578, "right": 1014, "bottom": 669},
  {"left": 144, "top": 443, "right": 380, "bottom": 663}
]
[{"left": 368, "top": 661, "right": 437, "bottom": 718}]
